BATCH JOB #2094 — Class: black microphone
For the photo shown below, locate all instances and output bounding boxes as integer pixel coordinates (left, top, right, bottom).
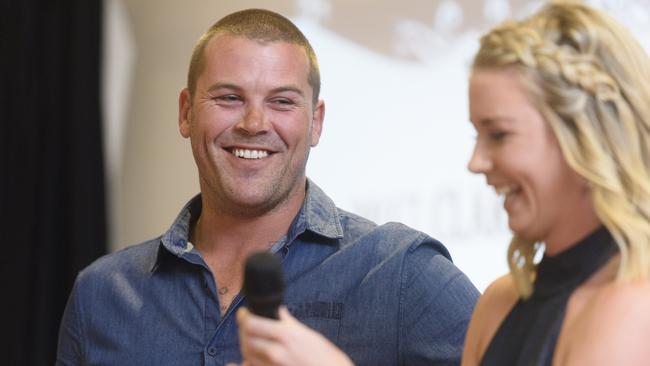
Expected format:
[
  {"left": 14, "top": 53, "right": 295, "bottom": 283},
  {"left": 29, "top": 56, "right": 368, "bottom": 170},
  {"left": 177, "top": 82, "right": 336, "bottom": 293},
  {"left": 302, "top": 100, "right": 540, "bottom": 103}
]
[{"left": 243, "top": 251, "right": 285, "bottom": 319}]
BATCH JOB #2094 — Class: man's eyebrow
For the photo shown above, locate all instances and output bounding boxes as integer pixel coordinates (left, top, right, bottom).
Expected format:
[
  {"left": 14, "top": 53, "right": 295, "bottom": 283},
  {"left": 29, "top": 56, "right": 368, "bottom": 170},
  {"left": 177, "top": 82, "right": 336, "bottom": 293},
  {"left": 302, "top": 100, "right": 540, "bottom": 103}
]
[
  {"left": 206, "top": 82, "right": 241, "bottom": 94},
  {"left": 205, "top": 83, "right": 305, "bottom": 98},
  {"left": 270, "top": 85, "right": 305, "bottom": 97}
]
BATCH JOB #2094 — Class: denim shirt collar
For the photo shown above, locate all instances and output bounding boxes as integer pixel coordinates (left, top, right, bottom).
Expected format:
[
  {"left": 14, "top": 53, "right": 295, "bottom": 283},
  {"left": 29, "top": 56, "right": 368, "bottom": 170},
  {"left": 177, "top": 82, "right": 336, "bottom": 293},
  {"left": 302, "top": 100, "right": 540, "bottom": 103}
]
[
  {"left": 152, "top": 179, "right": 343, "bottom": 272},
  {"left": 286, "top": 179, "right": 344, "bottom": 243}
]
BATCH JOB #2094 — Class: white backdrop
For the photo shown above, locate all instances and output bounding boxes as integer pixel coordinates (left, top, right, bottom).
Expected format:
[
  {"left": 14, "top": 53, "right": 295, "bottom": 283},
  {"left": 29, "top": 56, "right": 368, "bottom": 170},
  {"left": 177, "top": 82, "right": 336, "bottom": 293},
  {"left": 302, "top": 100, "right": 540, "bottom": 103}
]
[{"left": 104, "top": 0, "right": 650, "bottom": 291}]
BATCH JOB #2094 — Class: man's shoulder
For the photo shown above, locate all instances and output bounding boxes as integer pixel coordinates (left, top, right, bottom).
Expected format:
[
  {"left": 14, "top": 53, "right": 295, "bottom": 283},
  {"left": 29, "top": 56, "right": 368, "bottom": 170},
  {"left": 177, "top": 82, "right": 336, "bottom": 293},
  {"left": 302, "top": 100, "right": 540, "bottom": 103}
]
[
  {"left": 337, "top": 208, "right": 423, "bottom": 239},
  {"left": 76, "top": 237, "right": 162, "bottom": 285},
  {"left": 336, "top": 207, "right": 451, "bottom": 259}
]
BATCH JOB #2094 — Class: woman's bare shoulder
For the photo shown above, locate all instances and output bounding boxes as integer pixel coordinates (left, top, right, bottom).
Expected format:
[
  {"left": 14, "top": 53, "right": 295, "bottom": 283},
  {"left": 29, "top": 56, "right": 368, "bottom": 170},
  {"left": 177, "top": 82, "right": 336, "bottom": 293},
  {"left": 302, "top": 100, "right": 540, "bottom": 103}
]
[
  {"left": 563, "top": 280, "right": 650, "bottom": 365},
  {"left": 462, "top": 274, "right": 520, "bottom": 366},
  {"left": 475, "top": 274, "right": 520, "bottom": 319}
]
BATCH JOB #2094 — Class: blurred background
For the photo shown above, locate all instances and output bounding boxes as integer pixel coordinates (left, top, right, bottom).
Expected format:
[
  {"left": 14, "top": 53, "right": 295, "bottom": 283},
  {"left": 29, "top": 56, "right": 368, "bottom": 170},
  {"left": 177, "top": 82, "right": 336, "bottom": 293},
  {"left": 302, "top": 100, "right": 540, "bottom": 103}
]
[{"left": 4, "top": 0, "right": 649, "bottom": 364}]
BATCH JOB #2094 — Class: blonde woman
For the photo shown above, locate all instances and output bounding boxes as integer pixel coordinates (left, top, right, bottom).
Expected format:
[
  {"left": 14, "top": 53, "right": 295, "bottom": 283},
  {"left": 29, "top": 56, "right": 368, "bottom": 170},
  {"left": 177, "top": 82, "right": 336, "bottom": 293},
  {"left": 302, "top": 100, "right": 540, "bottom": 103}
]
[
  {"left": 237, "top": 2, "right": 650, "bottom": 365},
  {"left": 463, "top": 2, "right": 650, "bottom": 365}
]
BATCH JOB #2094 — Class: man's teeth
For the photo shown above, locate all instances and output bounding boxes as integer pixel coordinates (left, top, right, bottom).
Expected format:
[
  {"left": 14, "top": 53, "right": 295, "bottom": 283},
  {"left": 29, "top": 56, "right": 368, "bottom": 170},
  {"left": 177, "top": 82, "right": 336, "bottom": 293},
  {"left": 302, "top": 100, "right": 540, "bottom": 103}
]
[{"left": 232, "top": 148, "right": 269, "bottom": 159}]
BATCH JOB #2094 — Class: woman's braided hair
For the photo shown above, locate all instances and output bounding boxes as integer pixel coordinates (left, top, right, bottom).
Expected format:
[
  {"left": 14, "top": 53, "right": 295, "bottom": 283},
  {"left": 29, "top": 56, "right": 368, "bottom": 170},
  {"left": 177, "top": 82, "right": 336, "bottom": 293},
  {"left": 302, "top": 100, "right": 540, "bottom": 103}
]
[{"left": 473, "top": 1, "right": 650, "bottom": 298}]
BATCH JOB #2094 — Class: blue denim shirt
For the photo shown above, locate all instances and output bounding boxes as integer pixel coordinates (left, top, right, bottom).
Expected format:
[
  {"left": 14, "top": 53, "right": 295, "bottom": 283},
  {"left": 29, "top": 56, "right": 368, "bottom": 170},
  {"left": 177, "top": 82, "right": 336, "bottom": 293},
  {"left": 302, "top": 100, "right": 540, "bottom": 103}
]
[{"left": 57, "top": 181, "right": 479, "bottom": 365}]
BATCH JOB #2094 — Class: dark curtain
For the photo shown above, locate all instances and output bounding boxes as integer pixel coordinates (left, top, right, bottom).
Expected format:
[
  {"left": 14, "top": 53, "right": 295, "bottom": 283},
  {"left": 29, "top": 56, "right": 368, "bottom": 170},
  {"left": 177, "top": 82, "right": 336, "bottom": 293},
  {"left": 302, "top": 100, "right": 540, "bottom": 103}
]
[{"left": 1, "top": 0, "right": 107, "bottom": 365}]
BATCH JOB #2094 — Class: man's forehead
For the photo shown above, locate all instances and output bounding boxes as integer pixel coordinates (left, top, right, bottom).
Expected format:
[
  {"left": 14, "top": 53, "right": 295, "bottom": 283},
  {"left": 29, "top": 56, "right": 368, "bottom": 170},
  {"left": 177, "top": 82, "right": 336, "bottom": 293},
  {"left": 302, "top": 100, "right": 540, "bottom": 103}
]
[
  {"left": 202, "top": 34, "right": 310, "bottom": 76},
  {"left": 197, "top": 34, "right": 312, "bottom": 95}
]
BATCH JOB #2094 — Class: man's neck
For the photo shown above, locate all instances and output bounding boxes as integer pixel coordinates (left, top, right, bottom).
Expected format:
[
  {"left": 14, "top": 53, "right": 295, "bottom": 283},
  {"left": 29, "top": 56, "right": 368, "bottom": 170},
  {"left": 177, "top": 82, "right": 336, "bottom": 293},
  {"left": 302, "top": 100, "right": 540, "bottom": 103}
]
[
  {"left": 192, "top": 186, "right": 306, "bottom": 260},
  {"left": 189, "top": 187, "right": 306, "bottom": 316}
]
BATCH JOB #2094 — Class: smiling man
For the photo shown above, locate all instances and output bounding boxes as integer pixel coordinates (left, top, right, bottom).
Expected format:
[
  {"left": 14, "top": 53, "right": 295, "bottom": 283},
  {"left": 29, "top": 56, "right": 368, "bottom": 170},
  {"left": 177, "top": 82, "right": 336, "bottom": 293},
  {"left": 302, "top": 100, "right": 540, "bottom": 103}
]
[{"left": 57, "top": 9, "right": 479, "bottom": 366}]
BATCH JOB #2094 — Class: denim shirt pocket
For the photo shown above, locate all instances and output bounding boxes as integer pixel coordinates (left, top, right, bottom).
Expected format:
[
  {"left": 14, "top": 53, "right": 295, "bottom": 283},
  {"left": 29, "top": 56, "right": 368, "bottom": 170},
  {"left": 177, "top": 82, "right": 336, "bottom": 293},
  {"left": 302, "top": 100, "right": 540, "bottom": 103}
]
[{"left": 286, "top": 301, "right": 343, "bottom": 342}]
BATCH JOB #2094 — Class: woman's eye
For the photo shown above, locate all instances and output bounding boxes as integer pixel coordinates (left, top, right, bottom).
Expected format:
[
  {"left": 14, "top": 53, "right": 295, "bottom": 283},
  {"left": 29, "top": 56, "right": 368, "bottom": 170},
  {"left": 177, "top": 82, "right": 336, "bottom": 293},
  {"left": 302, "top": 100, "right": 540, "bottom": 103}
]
[{"left": 489, "top": 131, "right": 508, "bottom": 141}]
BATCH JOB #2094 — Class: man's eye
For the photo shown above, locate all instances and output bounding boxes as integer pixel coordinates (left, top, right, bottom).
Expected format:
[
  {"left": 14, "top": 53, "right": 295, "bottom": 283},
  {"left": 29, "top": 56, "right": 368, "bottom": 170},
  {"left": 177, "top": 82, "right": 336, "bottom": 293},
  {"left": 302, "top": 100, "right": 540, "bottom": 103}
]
[
  {"left": 269, "top": 98, "right": 295, "bottom": 110},
  {"left": 216, "top": 95, "right": 241, "bottom": 103},
  {"left": 272, "top": 98, "right": 293, "bottom": 105}
]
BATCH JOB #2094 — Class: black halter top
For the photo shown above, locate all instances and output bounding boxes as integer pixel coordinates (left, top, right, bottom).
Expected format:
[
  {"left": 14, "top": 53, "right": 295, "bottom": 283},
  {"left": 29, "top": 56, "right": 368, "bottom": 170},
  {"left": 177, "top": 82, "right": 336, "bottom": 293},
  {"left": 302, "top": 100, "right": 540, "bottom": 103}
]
[{"left": 480, "top": 226, "right": 618, "bottom": 366}]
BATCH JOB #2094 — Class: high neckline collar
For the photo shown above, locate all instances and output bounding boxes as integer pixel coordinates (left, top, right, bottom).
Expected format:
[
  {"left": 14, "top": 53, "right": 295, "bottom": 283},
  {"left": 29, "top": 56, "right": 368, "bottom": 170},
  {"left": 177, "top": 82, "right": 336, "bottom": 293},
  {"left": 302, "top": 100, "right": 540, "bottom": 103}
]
[{"left": 532, "top": 226, "right": 618, "bottom": 299}]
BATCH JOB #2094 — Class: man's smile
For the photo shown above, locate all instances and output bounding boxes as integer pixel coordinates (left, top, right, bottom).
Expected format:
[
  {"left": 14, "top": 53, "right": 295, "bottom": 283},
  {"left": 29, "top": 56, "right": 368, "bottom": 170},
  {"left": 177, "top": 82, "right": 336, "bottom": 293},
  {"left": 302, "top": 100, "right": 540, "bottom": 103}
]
[{"left": 230, "top": 148, "right": 271, "bottom": 159}]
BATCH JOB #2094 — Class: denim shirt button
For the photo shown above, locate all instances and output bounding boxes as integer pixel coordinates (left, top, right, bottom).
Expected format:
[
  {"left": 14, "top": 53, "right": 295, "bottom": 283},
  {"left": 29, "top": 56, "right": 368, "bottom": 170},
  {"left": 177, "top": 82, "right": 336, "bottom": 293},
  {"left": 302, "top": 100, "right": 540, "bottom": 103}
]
[{"left": 207, "top": 347, "right": 217, "bottom": 356}]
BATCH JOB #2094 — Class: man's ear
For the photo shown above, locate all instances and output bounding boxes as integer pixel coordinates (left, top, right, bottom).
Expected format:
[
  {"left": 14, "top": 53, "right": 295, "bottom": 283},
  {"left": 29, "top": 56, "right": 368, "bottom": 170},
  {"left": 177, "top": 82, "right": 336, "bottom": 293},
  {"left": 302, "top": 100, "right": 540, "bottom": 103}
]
[
  {"left": 179, "top": 88, "right": 192, "bottom": 138},
  {"left": 310, "top": 99, "right": 325, "bottom": 147}
]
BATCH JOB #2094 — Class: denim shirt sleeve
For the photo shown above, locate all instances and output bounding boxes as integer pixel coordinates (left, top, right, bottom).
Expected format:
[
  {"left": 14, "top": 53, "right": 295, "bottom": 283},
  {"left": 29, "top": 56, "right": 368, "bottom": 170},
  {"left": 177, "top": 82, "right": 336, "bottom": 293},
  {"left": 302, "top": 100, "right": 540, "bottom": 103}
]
[
  {"left": 399, "top": 238, "right": 480, "bottom": 366},
  {"left": 57, "top": 278, "right": 85, "bottom": 365}
]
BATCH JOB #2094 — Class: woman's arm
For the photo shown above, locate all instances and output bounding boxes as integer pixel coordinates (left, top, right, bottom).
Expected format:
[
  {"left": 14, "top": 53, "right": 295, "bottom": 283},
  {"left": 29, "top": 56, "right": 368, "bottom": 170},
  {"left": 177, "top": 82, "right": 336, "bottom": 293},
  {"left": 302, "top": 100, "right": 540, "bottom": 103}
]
[{"left": 462, "top": 274, "right": 519, "bottom": 366}]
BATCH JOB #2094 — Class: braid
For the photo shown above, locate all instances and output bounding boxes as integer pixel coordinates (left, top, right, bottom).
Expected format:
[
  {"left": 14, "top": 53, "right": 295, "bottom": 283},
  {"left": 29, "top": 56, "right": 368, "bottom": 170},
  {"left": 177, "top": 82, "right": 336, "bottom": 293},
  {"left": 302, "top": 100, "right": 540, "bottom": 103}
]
[{"left": 479, "top": 17, "right": 621, "bottom": 103}]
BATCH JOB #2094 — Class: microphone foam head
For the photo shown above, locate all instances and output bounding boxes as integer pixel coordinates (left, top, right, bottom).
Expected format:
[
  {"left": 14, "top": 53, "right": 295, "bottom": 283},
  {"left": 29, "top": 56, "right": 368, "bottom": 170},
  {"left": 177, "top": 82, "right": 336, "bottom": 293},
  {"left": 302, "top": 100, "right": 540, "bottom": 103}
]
[{"left": 243, "top": 252, "right": 285, "bottom": 319}]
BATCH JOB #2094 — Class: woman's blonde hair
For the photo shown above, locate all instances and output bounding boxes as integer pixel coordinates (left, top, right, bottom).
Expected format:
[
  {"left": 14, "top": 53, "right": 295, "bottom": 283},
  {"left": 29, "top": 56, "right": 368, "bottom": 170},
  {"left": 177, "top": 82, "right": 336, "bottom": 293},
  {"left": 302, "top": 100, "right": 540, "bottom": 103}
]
[{"left": 473, "top": 1, "right": 650, "bottom": 298}]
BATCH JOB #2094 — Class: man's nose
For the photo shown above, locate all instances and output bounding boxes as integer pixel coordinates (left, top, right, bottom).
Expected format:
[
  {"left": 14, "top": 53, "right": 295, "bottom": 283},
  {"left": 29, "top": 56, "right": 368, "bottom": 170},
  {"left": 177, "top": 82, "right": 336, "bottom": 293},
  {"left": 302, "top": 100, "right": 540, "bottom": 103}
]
[{"left": 235, "top": 104, "right": 271, "bottom": 135}]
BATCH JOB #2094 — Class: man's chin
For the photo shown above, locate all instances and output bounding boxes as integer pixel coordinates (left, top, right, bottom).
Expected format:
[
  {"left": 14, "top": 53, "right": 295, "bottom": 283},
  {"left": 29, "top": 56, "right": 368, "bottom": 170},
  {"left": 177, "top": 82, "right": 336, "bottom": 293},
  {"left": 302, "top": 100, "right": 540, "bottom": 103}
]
[
  {"left": 222, "top": 191, "right": 284, "bottom": 217},
  {"left": 212, "top": 176, "right": 305, "bottom": 216}
]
